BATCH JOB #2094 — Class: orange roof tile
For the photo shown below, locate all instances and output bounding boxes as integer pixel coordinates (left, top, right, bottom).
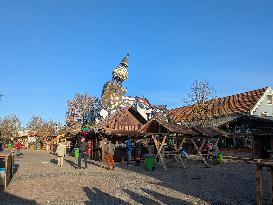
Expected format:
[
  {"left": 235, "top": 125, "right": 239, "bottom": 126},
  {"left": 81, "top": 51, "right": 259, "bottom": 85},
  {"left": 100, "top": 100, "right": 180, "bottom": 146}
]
[{"left": 168, "top": 87, "right": 268, "bottom": 123}]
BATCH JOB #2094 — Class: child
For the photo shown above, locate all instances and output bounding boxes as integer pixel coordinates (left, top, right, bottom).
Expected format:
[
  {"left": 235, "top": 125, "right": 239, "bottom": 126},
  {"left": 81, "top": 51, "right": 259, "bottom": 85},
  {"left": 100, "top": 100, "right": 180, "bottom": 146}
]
[
  {"left": 181, "top": 148, "right": 188, "bottom": 159},
  {"left": 74, "top": 147, "right": 80, "bottom": 160}
]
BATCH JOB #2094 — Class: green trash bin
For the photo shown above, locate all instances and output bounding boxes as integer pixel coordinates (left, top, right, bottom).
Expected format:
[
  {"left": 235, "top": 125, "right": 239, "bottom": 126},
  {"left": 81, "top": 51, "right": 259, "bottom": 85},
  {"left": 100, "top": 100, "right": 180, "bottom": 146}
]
[
  {"left": 218, "top": 152, "right": 223, "bottom": 163},
  {"left": 145, "top": 155, "right": 154, "bottom": 171},
  {"left": 74, "top": 148, "right": 79, "bottom": 159},
  {"left": 8, "top": 143, "right": 12, "bottom": 150}
]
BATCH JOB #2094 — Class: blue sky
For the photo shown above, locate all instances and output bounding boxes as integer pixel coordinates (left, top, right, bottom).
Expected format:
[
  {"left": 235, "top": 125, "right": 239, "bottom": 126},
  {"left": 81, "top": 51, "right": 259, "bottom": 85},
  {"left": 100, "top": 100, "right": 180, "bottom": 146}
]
[{"left": 0, "top": 0, "right": 273, "bottom": 126}]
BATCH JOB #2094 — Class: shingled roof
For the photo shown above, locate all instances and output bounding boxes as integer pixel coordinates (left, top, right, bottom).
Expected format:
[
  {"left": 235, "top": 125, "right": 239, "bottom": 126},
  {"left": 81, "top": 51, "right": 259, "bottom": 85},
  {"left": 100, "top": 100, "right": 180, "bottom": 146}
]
[
  {"left": 168, "top": 87, "right": 268, "bottom": 123},
  {"left": 139, "top": 118, "right": 197, "bottom": 135},
  {"left": 94, "top": 106, "right": 147, "bottom": 136}
]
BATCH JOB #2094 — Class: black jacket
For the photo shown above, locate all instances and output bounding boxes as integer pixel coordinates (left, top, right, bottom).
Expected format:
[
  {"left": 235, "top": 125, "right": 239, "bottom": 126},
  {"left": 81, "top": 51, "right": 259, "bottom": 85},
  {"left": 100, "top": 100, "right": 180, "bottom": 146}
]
[{"left": 79, "top": 141, "right": 88, "bottom": 153}]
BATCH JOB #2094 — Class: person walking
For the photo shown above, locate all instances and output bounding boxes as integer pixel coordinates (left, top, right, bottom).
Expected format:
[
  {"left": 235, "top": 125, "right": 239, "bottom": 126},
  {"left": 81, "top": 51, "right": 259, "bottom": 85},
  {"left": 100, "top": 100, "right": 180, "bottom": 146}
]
[
  {"left": 213, "top": 144, "right": 219, "bottom": 165},
  {"left": 78, "top": 137, "right": 88, "bottom": 169},
  {"left": 125, "top": 136, "right": 132, "bottom": 166},
  {"left": 56, "top": 139, "right": 66, "bottom": 167},
  {"left": 0, "top": 142, "right": 3, "bottom": 152},
  {"left": 96, "top": 141, "right": 102, "bottom": 162},
  {"left": 105, "top": 141, "right": 115, "bottom": 170},
  {"left": 87, "top": 140, "right": 92, "bottom": 160},
  {"left": 15, "top": 141, "right": 22, "bottom": 156},
  {"left": 135, "top": 143, "right": 141, "bottom": 166}
]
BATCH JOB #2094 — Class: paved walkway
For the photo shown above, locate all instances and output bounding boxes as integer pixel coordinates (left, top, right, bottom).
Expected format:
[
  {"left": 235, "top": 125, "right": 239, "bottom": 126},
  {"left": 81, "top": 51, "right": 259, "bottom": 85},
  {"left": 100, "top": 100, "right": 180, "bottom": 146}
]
[{"left": 0, "top": 150, "right": 270, "bottom": 204}]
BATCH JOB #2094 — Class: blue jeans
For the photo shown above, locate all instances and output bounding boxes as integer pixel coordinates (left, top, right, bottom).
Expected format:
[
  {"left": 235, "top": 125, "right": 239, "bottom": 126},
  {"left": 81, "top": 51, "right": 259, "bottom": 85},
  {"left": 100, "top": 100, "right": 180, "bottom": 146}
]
[
  {"left": 16, "top": 149, "right": 21, "bottom": 156},
  {"left": 127, "top": 151, "right": 132, "bottom": 165}
]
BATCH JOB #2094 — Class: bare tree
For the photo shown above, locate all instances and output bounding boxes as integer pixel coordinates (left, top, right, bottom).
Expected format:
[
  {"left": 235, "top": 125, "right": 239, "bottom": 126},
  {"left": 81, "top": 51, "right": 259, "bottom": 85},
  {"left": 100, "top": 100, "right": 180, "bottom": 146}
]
[
  {"left": 27, "top": 116, "right": 61, "bottom": 139},
  {"left": 184, "top": 80, "right": 217, "bottom": 127},
  {"left": 65, "top": 93, "right": 97, "bottom": 132},
  {"left": 42, "top": 120, "right": 61, "bottom": 138},
  {"left": 0, "top": 114, "right": 22, "bottom": 142},
  {"left": 26, "top": 116, "right": 44, "bottom": 133}
]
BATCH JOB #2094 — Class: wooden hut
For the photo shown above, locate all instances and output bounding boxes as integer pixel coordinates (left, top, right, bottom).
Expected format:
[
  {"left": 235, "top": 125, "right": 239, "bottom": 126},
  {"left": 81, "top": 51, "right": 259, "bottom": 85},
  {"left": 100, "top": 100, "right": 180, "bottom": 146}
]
[
  {"left": 211, "top": 114, "right": 273, "bottom": 159},
  {"left": 139, "top": 118, "right": 197, "bottom": 170},
  {"left": 94, "top": 106, "right": 148, "bottom": 162}
]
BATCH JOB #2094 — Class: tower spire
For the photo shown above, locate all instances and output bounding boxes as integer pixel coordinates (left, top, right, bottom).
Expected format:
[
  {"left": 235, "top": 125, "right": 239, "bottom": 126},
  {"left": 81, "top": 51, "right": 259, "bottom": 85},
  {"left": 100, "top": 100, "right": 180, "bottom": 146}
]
[
  {"left": 120, "top": 53, "right": 129, "bottom": 67},
  {"left": 112, "top": 53, "right": 129, "bottom": 83}
]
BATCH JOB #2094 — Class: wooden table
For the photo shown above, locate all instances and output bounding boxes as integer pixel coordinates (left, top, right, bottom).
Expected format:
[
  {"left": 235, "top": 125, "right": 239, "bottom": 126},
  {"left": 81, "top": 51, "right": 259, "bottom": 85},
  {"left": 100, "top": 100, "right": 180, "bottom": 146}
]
[
  {"left": 0, "top": 151, "right": 14, "bottom": 189},
  {"left": 254, "top": 162, "right": 273, "bottom": 205},
  {"left": 163, "top": 150, "right": 185, "bottom": 168}
]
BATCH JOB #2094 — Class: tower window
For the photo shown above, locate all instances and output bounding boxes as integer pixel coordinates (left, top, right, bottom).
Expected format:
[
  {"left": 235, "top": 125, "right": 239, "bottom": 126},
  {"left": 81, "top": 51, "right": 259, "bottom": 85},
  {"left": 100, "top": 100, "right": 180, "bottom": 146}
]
[
  {"left": 267, "top": 95, "right": 272, "bottom": 104},
  {"left": 261, "top": 112, "right": 268, "bottom": 117}
]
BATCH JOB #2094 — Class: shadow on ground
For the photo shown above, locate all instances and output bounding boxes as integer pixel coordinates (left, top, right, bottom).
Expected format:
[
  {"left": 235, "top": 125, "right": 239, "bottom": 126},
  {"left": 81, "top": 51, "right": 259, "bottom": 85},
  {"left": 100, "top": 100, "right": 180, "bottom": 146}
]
[
  {"left": 50, "top": 159, "right": 58, "bottom": 165},
  {"left": 83, "top": 186, "right": 129, "bottom": 205},
  {"left": 115, "top": 158, "right": 259, "bottom": 205},
  {"left": 0, "top": 189, "right": 37, "bottom": 205},
  {"left": 12, "top": 164, "right": 20, "bottom": 176},
  {"left": 64, "top": 159, "right": 78, "bottom": 169},
  {"left": 88, "top": 161, "right": 110, "bottom": 170},
  {"left": 123, "top": 188, "right": 193, "bottom": 205}
]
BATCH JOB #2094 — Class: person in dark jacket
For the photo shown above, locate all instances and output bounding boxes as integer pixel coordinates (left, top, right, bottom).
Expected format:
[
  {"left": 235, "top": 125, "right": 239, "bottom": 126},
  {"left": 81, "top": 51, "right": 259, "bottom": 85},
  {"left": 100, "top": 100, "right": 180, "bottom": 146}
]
[
  {"left": 135, "top": 143, "right": 141, "bottom": 166},
  {"left": 125, "top": 137, "right": 132, "bottom": 166},
  {"left": 78, "top": 137, "right": 88, "bottom": 169},
  {"left": 0, "top": 142, "right": 3, "bottom": 152}
]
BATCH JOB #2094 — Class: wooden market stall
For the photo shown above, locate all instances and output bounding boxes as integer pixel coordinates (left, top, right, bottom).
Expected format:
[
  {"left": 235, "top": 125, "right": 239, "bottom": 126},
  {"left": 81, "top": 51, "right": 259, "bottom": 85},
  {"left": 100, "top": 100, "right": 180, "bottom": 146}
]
[
  {"left": 207, "top": 114, "right": 273, "bottom": 159},
  {"left": 189, "top": 126, "right": 230, "bottom": 166},
  {"left": 0, "top": 151, "right": 14, "bottom": 189},
  {"left": 139, "top": 118, "right": 198, "bottom": 171},
  {"left": 94, "top": 106, "right": 148, "bottom": 162}
]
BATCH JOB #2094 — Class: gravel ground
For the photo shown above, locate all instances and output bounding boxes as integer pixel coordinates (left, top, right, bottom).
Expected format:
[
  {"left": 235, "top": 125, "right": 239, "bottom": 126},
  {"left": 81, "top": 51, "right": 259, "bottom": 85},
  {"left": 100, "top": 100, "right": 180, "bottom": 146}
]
[{"left": 0, "top": 150, "right": 271, "bottom": 205}]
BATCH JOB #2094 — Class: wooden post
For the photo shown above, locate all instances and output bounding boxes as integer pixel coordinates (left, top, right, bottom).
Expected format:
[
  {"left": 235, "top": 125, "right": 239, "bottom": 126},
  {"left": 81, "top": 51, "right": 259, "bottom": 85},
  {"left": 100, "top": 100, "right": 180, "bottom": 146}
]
[
  {"left": 152, "top": 135, "right": 167, "bottom": 171},
  {"left": 191, "top": 138, "right": 208, "bottom": 167},
  {"left": 177, "top": 137, "right": 186, "bottom": 152},
  {"left": 271, "top": 167, "right": 273, "bottom": 205},
  {"left": 174, "top": 136, "right": 186, "bottom": 168},
  {"left": 215, "top": 138, "right": 219, "bottom": 146},
  {"left": 256, "top": 164, "right": 263, "bottom": 205}
]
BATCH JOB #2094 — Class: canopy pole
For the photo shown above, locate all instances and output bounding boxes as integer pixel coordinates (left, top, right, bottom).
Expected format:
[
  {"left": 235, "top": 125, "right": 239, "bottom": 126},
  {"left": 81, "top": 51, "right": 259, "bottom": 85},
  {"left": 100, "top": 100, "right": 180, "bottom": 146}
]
[
  {"left": 191, "top": 138, "right": 208, "bottom": 167},
  {"left": 153, "top": 135, "right": 167, "bottom": 171},
  {"left": 173, "top": 136, "right": 186, "bottom": 168}
]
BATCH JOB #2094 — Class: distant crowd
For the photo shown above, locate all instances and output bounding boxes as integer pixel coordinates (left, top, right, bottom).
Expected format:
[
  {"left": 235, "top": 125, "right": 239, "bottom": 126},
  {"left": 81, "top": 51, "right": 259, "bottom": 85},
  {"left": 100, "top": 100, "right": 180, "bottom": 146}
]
[{"left": 54, "top": 136, "right": 140, "bottom": 170}]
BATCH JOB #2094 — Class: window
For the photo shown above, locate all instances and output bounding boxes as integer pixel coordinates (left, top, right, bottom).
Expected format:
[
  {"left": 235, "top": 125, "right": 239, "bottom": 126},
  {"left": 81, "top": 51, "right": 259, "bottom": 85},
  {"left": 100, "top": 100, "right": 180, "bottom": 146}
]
[
  {"left": 138, "top": 102, "right": 145, "bottom": 109},
  {"left": 261, "top": 112, "right": 268, "bottom": 117},
  {"left": 267, "top": 95, "right": 272, "bottom": 104}
]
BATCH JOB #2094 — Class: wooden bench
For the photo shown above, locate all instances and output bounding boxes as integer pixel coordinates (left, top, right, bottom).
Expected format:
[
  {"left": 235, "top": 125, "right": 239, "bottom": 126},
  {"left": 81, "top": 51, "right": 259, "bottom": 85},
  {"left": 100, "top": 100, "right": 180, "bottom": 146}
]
[
  {"left": 0, "top": 151, "right": 14, "bottom": 189},
  {"left": 163, "top": 150, "right": 178, "bottom": 157}
]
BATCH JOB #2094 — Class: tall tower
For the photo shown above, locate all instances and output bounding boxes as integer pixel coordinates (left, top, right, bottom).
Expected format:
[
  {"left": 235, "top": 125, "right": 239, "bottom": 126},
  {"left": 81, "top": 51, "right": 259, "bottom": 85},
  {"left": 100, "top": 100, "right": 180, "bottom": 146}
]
[
  {"left": 112, "top": 53, "right": 129, "bottom": 83},
  {"left": 101, "top": 54, "right": 130, "bottom": 113}
]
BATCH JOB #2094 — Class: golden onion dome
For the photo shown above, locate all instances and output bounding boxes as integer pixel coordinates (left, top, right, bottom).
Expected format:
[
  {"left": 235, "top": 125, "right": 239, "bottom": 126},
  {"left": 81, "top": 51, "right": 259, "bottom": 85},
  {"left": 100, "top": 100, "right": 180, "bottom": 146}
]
[{"left": 112, "top": 65, "right": 128, "bottom": 82}]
